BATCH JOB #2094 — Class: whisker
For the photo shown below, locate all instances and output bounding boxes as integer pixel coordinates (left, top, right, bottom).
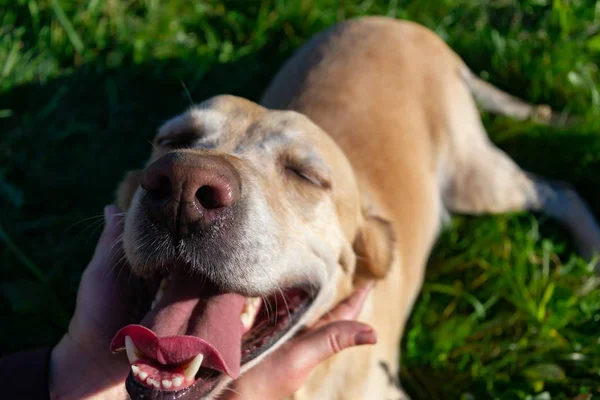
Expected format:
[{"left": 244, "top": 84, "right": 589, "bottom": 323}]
[
  {"left": 262, "top": 294, "right": 273, "bottom": 325},
  {"left": 180, "top": 79, "right": 195, "bottom": 106},
  {"left": 84, "top": 220, "right": 107, "bottom": 244},
  {"left": 221, "top": 386, "right": 244, "bottom": 397},
  {"left": 107, "top": 233, "right": 125, "bottom": 263},
  {"left": 64, "top": 214, "right": 104, "bottom": 232},
  {"left": 278, "top": 287, "right": 292, "bottom": 324}
]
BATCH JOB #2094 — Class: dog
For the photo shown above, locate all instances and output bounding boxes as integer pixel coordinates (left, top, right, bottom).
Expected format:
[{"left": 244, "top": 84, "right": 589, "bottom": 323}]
[{"left": 111, "top": 17, "right": 600, "bottom": 399}]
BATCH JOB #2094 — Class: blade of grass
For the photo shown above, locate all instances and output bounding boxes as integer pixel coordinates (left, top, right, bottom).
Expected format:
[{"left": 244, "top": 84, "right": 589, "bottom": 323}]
[
  {"left": 50, "top": 0, "right": 84, "bottom": 54},
  {"left": 425, "top": 282, "right": 487, "bottom": 319}
]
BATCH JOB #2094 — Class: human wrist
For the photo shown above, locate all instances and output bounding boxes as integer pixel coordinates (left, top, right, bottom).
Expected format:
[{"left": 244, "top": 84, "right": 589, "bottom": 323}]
[
  {"left": 49, "top": 335, "right": 92, "bottom": 399},
  {"left": 49, "top": 334, "right": 128, "bottom": 400}
]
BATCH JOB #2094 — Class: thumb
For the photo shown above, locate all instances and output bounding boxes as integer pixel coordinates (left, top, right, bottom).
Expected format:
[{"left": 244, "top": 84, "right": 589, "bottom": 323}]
[
  {"left": 285, "top": 321, "right": 377, "bottom": 373},
  {"left": 89, "top": 205, "right": 124, "bottom": 270}
]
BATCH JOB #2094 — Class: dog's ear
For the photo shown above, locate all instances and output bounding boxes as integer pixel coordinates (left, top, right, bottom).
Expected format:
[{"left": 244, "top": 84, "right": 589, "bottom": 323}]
[
  {"left": 353, "top": 214, "right": 395, "bottom": 279},
  {"left": 116, "top": 170, "right": 143, "bottom": 211}
]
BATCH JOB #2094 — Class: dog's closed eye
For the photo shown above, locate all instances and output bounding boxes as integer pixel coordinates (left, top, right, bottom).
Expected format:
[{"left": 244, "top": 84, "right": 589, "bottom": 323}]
[
  {"left": 281, "top": 154, "right": 332, "bottom": 189},
  {"left": 285, "top": 165, "right": 328, "bottom": 187}
]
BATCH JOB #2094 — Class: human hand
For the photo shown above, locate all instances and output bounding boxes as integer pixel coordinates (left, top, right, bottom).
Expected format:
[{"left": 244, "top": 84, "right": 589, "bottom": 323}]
[
  {"left": 49, "top": 205, "right": 136, "bottom": 399},
  {"left": 221, "top": 282, "right": 376, "bottom": 400},
  {"left": 48, "top": 205, "right": 376, "bottom": 400}
]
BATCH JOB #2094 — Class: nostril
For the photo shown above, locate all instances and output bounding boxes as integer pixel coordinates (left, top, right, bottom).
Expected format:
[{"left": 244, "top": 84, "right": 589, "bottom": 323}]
[
  {"left": 148, "top": 175, "right": 172, "bottom": 202},
  {"left": 196, "top": 185, "right": 225, "bottom": 209}
]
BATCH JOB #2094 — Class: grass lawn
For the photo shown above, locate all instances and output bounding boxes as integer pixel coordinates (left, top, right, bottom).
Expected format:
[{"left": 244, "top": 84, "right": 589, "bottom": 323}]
[{"left": 2, "top": 1, "right": 600, "bottom": 398}]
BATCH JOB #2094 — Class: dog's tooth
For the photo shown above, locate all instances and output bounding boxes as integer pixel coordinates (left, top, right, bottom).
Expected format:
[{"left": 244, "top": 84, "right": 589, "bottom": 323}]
[
  {"left": 138, "top": 371, "right": 148, "bottom": 380},
  {"left": 241, "top": 312, "right": 252, "bottom": 328},
  {"left": 153, "top": 291, "right": 163, "bottom": 305},
  {"left": 125, "top": 336, "right": 141, "bottom": 364},
  {"left": 151, "top": 277, "right": 169, "bottom": 309},
  {"left": 249, "top": 297, "right": 261, "bottom": 308},
  {"left": 162, "top": 379, "right": 172, "bottom": 389},
  {"left": 131, "top": 365, "right": 140, "bottom": 376},
  {"left": 160, "top": 277, "right": 169, "bottom": 289},
  {"left": 243, "top": 297, "right": 259, "bottom": 311},
  {"left": 172, "top": 376, "right": 183, "bottom": 387},
  {"left": 240, "top": 297, "right": 261, "bottom": 328},
  {"left": 183, "top": 354, "right": 204, "bottom": 380},
  {"left": 151, "top": 379, "right": 161, "bottom": 389}
]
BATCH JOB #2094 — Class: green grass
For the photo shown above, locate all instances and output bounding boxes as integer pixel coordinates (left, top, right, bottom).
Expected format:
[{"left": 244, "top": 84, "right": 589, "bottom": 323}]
[{"left": 1, "top": 1, "right": 600, "bottom": 398}]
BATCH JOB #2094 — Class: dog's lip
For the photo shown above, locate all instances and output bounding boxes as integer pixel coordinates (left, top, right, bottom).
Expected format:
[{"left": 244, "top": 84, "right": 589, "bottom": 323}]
[
  {"left": 110, "top": 325, "right": 233, "bottom": 375},
  {"left": 121, "top": 284, "right": 319, "bottom": 400},
  {"left": 125, "top": 369, "right": 220, "bottom": 400}
]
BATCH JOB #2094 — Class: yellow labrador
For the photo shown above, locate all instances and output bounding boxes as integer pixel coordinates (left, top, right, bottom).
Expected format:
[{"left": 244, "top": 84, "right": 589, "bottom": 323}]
[{"left": 112, "top": 17, "right": 600, "bottom": 400}]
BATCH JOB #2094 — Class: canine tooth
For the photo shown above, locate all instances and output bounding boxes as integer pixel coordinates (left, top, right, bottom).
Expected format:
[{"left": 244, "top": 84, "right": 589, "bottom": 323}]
[
  {"left": 131, "top": 365, "right": 140, "bottom": 376},
  {"left": 125, "top": 336, "right": 141, "bottom": 364},
  {"left": 160, "top": 278, "right": 169, "bottom": 289},
  {"left": 138, "top": 371, "right": 148, "bottom": 380},
  {"left": 183, "top": 354, "right": 204, "bottom": 380},
  {"left": 151, "top": 277, "right": 168, "bottom": 309},
  {"left": 162, "top": 379, "right": 172, "bottom": 389},
  {"left": 152, "top": 379, "right": 161, "bottom": 389},
  {"left": 240, "top": 297, "right": 260, "bottom": 328},
  {"left": 245, "top": 297, "right": 261, "bottom": 309},
  {"left": 172, "top": 376, "right": 183, "bottom": 387},
  {"left": 241, "top": 312, "right": 252, "bottom": 328}
]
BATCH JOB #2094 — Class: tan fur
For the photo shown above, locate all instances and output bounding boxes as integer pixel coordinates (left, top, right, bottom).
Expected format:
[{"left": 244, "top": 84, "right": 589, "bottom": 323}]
[
  {"left": 117, "top": 16, "right": 600, "bottom": 400},
  {"left": 260, "top": 17, "right": 600, "bottom": 399}
]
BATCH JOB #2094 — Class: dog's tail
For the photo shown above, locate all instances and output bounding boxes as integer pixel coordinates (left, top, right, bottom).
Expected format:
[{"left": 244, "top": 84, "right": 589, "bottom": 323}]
[{"left": 459, "top": 66, "right": 575, "bottom": 127}]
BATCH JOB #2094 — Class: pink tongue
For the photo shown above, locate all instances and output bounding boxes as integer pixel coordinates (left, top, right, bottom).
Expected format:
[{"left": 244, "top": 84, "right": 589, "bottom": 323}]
[{"left": 111, "top": 273, "right": 245, "bottom": 379}]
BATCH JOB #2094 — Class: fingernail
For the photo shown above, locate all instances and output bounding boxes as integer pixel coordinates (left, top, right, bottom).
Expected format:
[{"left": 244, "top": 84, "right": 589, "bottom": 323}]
[{"left": 355, "top": 329, "right": 377, "bottom": 345}]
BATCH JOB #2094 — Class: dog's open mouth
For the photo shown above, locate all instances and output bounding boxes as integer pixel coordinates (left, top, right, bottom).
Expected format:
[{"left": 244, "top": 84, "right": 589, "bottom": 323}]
[{"left": 110, "top": 271, "right": 316, "bottom": 399}]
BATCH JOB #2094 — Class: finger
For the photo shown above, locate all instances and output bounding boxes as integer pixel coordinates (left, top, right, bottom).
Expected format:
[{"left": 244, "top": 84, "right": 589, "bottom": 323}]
[
  {"left": 284, "top": 321, "right": 376, "bottom": 373},
  {"left": 100, "top": 205, "right": 124, "bottom": 246},
  {"left": 312, "top": 281, "right": 374, "bottom": 329},
  {"left": 88, "top": 205, "right": 124, "bottom": 270}
]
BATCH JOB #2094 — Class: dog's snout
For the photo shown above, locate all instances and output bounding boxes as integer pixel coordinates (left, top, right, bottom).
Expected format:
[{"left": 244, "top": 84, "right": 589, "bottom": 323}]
[{"left": 141, "top": 152, "right": 240, "bottom": 235}]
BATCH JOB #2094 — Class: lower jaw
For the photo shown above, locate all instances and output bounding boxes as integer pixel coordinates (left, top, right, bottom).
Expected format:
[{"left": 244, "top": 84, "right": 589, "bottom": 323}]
[{"left": 126, "top": 373, "right": 220, "bottom": 400}]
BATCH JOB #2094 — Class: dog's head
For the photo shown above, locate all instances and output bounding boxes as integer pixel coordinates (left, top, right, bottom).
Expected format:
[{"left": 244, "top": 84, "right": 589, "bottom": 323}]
[{"left": 110, "top": 95, "right": 394, "bottom": 399}]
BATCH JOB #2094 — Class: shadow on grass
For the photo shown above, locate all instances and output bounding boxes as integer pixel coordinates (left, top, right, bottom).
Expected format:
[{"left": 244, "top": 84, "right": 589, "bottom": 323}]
[
  {"left": 499, "top": 127, "right": 600, "bottom": 218},
  {"left": 0, "top": 52, "right": 289, "bottom": 355}
]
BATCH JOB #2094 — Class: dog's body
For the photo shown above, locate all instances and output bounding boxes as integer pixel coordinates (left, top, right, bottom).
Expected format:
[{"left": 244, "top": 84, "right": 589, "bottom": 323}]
[
  {"left": 261, "top": 17, "right": 600, "bottom": 399},
  {"left": 117, "top": 17, "right": 600, "bottom": 400}
]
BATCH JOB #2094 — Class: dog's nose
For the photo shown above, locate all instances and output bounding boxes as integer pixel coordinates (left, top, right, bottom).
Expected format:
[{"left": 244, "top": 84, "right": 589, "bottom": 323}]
[{"left": 141, "top": 152, "right": 240, "bottom": 235}]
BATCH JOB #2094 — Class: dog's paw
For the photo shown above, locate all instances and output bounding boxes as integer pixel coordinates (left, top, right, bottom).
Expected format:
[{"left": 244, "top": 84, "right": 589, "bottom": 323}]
[{"left": 531, "top": 104, "right": 553, "bottom": 123}]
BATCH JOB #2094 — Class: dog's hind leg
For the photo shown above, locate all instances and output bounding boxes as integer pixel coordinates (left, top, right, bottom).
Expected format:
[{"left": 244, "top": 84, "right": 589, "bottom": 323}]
[
  {"left": 445, "top": 146, "right": 600, "bottom": 260},
  {"left": 441, "top": 74, "right": 600, "bottom": 260},
  {"left": 460, "top": 69, "right": 577, "bottom": 126}
]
